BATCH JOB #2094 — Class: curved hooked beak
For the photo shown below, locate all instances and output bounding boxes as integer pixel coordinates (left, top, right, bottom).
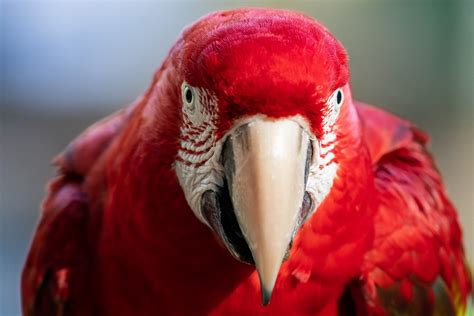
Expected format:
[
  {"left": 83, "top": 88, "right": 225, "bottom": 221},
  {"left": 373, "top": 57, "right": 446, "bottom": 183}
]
[{"left": 202, "top": 118, "right": 315, "bottom": 305}]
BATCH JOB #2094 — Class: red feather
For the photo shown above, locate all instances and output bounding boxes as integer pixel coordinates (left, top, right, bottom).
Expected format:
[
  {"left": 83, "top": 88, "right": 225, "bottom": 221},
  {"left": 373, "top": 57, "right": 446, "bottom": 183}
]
[
  {"left": 356, "top": 102, "right": 471, "bottom": 315},
  {"left": 22, "top": 8, "right": 471, "bottom": 316}
]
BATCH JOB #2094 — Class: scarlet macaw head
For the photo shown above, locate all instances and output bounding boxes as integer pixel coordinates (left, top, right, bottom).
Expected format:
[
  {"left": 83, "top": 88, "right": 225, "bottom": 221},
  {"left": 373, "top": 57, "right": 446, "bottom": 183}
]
[{"left": 167, "top": 9, "right": 351, "bottom": 303}]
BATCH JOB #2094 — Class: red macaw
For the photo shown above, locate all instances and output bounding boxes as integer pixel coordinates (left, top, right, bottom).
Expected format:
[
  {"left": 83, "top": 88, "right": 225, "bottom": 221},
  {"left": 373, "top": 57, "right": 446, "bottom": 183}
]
[{"left": 22, "top": 8, "right": 472, "bottom": 316}]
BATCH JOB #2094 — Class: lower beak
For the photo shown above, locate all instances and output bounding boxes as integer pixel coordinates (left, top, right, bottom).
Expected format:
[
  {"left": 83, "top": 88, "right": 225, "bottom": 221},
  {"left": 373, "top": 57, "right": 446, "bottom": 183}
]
[{"left": 222, "top": 118, "right": 312, "bottom": 305}]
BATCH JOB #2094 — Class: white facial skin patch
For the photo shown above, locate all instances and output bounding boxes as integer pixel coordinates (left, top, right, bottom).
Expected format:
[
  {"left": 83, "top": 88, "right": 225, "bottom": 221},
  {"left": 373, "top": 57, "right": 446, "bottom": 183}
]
[
  {"left": 174, "top": 83, "right": 224, "bottom": 225},
  {"left": 304, "top": 88, "right": 343, "bottom": 217},
  {"left": 174, "top": 82, "right": 344, "bottom": 227}
]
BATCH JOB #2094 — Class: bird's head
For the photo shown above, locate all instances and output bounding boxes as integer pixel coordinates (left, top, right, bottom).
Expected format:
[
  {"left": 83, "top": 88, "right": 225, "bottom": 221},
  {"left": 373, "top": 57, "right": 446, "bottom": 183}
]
[{"left": 152, "top": 8, "right": 356, "bottom": 304}]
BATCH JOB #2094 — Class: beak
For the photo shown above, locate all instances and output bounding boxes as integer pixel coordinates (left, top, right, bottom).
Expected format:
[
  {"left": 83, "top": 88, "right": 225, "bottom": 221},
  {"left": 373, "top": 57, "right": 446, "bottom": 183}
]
[{"left": 222, "top": 118, "right": 312, "bottom": 305}]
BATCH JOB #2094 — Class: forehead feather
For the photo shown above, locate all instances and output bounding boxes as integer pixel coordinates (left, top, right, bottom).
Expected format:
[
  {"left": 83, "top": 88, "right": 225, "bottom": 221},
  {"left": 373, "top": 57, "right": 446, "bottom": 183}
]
[{"left": 177, "top": 9, "right": 349, "bottom": 96}]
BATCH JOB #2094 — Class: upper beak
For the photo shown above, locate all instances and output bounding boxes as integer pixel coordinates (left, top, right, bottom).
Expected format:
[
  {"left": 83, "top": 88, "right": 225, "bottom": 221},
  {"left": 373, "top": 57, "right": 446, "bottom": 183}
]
[{"left": 222, "top": 118, "right": 313, "bottom": 305}]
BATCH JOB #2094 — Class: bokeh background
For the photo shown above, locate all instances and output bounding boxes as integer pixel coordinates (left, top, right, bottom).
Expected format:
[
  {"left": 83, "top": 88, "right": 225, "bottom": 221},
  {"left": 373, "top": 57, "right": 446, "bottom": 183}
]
[{"left": 1, "top": 0, "right": 472, "bottom": 315}]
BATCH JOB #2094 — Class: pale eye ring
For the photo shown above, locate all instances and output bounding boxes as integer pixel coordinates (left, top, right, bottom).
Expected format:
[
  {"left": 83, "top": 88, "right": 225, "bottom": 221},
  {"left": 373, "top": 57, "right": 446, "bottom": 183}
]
[{"left": 182, "top": 84, "right": 195, "bottom": 112}]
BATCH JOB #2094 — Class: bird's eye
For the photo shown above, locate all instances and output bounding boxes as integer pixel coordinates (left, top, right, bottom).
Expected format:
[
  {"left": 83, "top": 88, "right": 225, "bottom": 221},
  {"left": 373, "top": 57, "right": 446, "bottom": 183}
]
[
  {"left": 335, "top": 88, "right": 344, "bottom": 106},
  {"left": 182, "top": 84, "right": 195, "bottom": 112},
  {"left": 324, "top": 88, "right": 344, "bottom": 127}
]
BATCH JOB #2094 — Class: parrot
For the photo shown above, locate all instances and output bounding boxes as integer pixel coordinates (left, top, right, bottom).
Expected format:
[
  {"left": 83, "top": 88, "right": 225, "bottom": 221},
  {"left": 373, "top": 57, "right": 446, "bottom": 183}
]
[{"left": 21, "top": 8, "right": 472, "bottom": 316}]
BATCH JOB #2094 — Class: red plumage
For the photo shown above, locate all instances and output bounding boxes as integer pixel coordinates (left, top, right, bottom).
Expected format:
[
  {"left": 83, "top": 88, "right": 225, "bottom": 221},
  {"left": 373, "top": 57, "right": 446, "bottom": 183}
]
[{"left": 22, "top": 8, "right": 471, "bottom": 316}]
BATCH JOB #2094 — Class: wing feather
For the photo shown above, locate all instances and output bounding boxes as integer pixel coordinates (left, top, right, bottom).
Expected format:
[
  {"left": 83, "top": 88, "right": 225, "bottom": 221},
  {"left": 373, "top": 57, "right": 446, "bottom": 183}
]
[
  {"left": 351, "top": 102, "right": 472, "bottom": 316},
  {"left": 21, "top": 105, "right": 135, "bottom": 315}
]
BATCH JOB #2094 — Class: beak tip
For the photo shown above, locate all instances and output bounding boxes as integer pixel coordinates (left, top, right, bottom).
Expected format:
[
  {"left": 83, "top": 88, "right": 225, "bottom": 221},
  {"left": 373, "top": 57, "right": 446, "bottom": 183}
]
[{"left": 261, "top": 287, "right": 273, "bottom": 306}]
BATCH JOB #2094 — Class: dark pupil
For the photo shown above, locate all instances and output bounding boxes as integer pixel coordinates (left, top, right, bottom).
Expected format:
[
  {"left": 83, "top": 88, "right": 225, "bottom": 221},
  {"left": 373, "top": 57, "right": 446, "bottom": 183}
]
[
  {"left": 336, "top": 90, "right": 342, "bottom": 104},
  {"left": 185, "top": 88, "right": 193, "bottom": 103}
]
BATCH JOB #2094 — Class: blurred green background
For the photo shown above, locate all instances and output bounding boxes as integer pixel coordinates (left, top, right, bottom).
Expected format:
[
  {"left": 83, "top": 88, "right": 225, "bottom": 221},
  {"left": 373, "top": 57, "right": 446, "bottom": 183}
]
[{"left": 1, "top": 1, "right": 472, "bottom": 315}]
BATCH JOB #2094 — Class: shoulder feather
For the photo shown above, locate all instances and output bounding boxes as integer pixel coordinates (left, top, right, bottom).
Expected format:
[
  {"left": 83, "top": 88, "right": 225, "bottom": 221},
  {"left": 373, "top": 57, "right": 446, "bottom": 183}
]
[{"left": 352, "top": 101, "right": 472, "bottom": 316}]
